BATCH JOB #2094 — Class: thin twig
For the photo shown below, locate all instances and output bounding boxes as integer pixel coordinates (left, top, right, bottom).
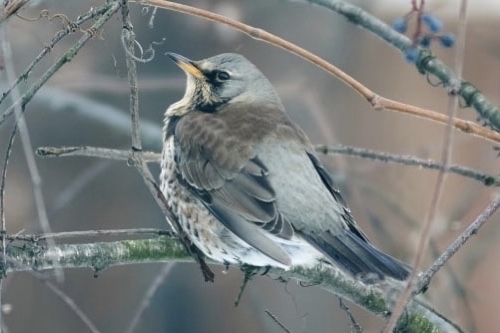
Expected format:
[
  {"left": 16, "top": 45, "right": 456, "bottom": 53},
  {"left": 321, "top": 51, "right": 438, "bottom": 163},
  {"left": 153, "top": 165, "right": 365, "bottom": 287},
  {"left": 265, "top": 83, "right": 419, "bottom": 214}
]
[
  {"left": 0, "top": 126, "right": 16, "bottom": 274},
  {"left": 315, "top": 144, "right": 500, "bottom": 186},
  {"left": 417, "top": 193, "right": 500, "bottom": 294},
  {"left": 120, "top": 0, "right": 141, "bottom": 152},
  {"left": 0, "top": 0, "right": 29, "bottom": 22},
  {"left": 1, "top": 31, "right": 63, "bottom": 282},
  {"left": 38, "top": 144, "right": 500, "bottom": 189},
  {"left": 428, "top": 242, "right": 477, "bottom": 332},
  {"left": 37, "top": 146, "right": 214, "bottom": 280},
  {"left": 384, "top": 2, "right": 469, "bottom": 331},
  {"left": 36, "top": 146, "right": 160, "bottom": 163},
  {"left": 126, "top": 263, "right": 176, "bottom": 333},
  {"left": 0, "top": 2, "right": 121, "bottom": 127},
  {"left": 51, "top": 161, "right": 112, "bottom": 213},
  {"left": 357, "top": 180, "right": 477, "bottom": 330},
  {"left": 8, "top": 228, "right": 171, "bottom": 242},
  {"left": 119, "top": 0, "right": 213, "bottom": 281},
  {"left": 148, "top": 6, "right": 158, "bottom": 29},
  {"left": 0, "top": 122, "right": 14, "bottom": 333},
  {"left": 0, "top": 4, "right": 111, "bottom": 107},
  {"left": 338, "top": 298, "right": 362, "bottom": 333},
  {"left": 264, "top": 310, "right": 293, "bottom": 333},
  {"left": 0, "top": 22, "right": 21, "bottom": 333},
  {"left": 372, "top": 98, "right": 500, "bottom": 144},
  {"left": 21, "top": 87, "right": 163, "bottom": 149},
  {"left": 0, "top": 7, "right": 120, "bottom": 320},
  {"left": 43, "top": 280, "right": 101, "bottom": 333},
  {"left": 143, "top": 0, "right": 500, "bottom": 145},
  {"left": 301, "top": 0, "right": 500, "bottom": 132}
]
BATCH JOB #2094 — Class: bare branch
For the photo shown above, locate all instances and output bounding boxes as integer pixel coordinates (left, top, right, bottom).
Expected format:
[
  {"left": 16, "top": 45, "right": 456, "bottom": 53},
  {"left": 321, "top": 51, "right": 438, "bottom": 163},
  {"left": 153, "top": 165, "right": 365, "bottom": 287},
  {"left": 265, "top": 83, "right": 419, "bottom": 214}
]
[
  {"left": 0, "top": 4, "right": 111, "bottom": 107},
  {"left": 3, "top": 236, "right": 463, "bottom": 333},
  {"left": 36, "top": 146, "right": 160, "bottom": 163},
  {"left": 416, "top": 193, "right": 500, "bottom": 294},
  {"left": 0, "top": 0, "right": 30, "bottom": 23},
  {"left": 301, "top": 0, "right": 500, "bottom": 132},
  {"left": 316, "top": 144, "right": 500, "bottom": 186},
  {"left": 264, "top": 310, "right": 293, "bottom": 333},
  {"left": 126, "top": 263, "right": 176, "bottom": 333},
  {"left": 120, "top": 0, "right": 142, "bottom": 152},
  {"left": 338, "top": 298, "right": 362, "bottom": 333},
  {"left": 119, "top": 0, "right": 213, "bottom": 281},
  {"left": 38, "top": 144, "right": 500, "bottom": 188},
  {"left": 384, "top": 2, "right": 469, "bottom": 331},
  {"left": 8, "top": 228, "right": 171, "bottom": 242},
  {"left": 144, "top": 0, "right": 500, "bottom": 145},
  {"left": 1, "top": 31, "right": 63, "bottom": 282},
  {"left": 0, "top": 2, "right": 121, "bottom": 127},
  {"left": 43, "top": 280, "right": 101, "bottom": 333},
  {"left": 0, "top": 122, "right": 15, "bottom": 333}
]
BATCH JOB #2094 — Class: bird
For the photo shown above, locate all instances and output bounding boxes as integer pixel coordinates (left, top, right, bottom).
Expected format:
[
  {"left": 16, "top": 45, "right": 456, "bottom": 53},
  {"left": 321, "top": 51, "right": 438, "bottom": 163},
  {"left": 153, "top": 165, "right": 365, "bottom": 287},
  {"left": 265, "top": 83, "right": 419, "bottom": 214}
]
[{"left": 160, "top": 52, "right": 409, "bottom": 281}]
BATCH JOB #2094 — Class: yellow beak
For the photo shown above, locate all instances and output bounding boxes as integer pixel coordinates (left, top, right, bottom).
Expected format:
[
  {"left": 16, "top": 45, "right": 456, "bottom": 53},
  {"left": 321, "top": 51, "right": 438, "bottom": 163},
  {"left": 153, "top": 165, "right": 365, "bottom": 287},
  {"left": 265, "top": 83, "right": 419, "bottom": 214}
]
[{"left": 166, "top": 52, "right": 205, "bottom": 80}]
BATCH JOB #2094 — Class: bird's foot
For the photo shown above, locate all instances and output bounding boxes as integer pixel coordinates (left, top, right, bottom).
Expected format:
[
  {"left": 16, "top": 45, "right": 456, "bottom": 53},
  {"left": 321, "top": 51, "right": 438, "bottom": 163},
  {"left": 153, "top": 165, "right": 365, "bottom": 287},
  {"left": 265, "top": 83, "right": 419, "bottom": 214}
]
[
  {"left": 234, "top": 264, "right": 262, "bottom": 306},
  {"left": 222, "top": 261, "right": 231, "bottom": 274},
  {"left": 190, "top": 244, "right": 215, "bottom": 282}
]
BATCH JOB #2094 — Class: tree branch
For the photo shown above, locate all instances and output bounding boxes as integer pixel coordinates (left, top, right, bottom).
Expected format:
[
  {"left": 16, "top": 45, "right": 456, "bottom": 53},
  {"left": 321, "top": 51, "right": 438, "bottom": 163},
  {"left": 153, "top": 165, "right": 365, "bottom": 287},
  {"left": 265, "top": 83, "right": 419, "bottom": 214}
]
[
  {"left": 0, "top": 2, "right": 121, "bottom": 127},
  {"left": 36, "top": 146, "right": 160, "bottom": 163},
  {"left": 316, "top": 144, "right": 500, "bottom": 186},
  {"left": 5, "top": 235, "right": 463, "bottom": 333},
  {"left": 0, "top": 4, "right": 111, "bottom": 108},
  {"left": 416, "top": 193, "right": 500, "bottom": 294},
  {"left": 385, "top": 2, "right": 469, "bottom": 330},
  {"left": 301, "top": 0, "right": 500, "bottom": 132},
  {"left": 37, "top": 145, "right": 500, "bottom": 188},
  {"left": 143, "top": 0, "right": 500, "bottom": 144}
]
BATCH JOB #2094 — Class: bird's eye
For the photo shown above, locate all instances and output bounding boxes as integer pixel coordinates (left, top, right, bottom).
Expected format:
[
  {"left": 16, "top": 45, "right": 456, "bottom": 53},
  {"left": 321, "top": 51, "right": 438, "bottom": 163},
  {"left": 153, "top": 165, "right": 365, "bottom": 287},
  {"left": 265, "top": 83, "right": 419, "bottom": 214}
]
[{"left": 216, "top": 71, "right": 230, "bottom": 81}]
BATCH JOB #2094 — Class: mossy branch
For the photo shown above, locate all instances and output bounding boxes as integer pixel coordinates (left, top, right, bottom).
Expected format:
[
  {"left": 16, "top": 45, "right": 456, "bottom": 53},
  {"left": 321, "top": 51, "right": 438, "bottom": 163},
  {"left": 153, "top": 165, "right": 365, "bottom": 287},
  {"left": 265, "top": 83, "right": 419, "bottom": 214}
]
[{"left": 5, "top": 235, "right": 462, "bottom": 333}]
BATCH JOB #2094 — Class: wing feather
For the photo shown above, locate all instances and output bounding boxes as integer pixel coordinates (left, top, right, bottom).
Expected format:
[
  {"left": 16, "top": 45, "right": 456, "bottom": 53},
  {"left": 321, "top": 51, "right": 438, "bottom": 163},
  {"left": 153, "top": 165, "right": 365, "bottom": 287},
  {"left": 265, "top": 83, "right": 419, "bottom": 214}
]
[
  {"left": 170, "top": 97, "right": 408, "bottom": 279},
  {"left": 173, "top": 110, "right": 294, "bottom": 265}
]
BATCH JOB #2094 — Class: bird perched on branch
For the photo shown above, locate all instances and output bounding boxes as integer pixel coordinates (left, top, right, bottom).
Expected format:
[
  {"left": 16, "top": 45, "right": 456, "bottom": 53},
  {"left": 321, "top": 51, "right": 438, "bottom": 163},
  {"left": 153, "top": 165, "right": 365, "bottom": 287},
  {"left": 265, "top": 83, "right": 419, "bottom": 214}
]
[{"left": 160, "top": 52, "right": 409, "bottom": 281}]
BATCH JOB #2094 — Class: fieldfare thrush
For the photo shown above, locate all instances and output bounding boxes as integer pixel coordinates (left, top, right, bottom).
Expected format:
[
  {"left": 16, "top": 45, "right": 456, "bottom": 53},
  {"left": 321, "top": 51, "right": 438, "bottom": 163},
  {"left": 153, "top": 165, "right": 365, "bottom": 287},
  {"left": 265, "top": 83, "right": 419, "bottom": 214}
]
[{"left": 160, "top": 53, "right": 409, "bottom": 281}]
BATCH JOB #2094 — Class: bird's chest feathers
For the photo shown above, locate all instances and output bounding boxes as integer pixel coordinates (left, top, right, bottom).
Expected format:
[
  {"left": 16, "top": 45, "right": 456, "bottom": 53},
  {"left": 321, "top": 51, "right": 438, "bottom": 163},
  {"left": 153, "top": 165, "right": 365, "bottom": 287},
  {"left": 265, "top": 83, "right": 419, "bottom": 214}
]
[
  {"left": 160, "top": 136, "right": 178, "bottom": 178},
  {"left": 164, "top": 105, "right": 311, "bottom": 175},
  {"left": 173, "top": 105, "right": 279, "bottom": 142}
]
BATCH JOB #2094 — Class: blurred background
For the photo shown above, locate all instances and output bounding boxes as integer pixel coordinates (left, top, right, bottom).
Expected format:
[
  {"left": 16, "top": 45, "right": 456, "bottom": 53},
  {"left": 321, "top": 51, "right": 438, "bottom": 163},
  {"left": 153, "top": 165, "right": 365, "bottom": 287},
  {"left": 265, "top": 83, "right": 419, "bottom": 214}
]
[{"left": 2, "top": 0, "right": 500, "bottom": 332}]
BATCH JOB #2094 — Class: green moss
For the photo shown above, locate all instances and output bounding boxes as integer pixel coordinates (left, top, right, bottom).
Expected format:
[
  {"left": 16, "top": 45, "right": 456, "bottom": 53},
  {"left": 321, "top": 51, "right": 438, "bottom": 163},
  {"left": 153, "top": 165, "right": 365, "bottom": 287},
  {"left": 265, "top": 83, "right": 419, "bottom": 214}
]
[
  {"left": 395, "top": 312, "right": 440, "bottom": 333},
  {"left": 122, "top": 237, "right": 189, "bottom": 262}
]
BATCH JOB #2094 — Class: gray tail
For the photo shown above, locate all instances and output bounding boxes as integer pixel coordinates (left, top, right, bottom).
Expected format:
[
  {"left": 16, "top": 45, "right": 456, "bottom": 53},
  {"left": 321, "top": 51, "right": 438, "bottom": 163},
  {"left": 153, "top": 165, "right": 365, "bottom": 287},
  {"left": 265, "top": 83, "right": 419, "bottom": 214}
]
[{"left": 302, "top": 231, "right": 410, "bottom": 281}]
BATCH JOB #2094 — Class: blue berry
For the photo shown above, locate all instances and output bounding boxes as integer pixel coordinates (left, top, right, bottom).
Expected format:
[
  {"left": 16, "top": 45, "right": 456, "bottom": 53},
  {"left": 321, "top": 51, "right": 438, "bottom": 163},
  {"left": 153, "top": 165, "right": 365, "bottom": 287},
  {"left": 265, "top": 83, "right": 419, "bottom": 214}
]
[
  {"left": 419, "top": 36, "right": 432, "bottom": 48},
  {"left": 393, "top": 17, "right": 407, "bottom": 33},
  {"left": 422, "top": 14, "right": 443, "bottom": 33},
  {"left": 439, "top": 34, "right": 455, "bottom": 47},
  {"left": 404, "top": 48, "right": 419, "bottom": 63}
]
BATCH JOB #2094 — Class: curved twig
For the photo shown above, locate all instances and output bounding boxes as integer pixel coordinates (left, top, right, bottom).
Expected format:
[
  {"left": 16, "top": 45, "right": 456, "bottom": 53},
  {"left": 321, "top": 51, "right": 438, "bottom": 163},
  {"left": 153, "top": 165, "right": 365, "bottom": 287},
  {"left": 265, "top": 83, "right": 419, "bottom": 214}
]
[
  {"left": 302, "top": 0, "right": 500, "bottom": 132},
  {"left": 143, "top": 0, "right": 500, "bottom": 144}
]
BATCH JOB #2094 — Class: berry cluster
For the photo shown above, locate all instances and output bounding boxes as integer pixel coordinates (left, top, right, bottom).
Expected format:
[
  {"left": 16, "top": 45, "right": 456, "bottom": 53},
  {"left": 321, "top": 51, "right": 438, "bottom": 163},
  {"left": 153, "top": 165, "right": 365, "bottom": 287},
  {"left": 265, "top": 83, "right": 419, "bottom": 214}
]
[{"left": 392, "top": 12, "right": 455, "bottom": 63}]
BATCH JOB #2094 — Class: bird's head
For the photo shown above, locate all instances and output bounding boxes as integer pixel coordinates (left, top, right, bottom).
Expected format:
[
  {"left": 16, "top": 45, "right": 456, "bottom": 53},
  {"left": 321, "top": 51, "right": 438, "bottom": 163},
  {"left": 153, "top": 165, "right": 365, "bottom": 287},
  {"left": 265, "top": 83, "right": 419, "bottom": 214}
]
[{"left": 165, "top": 53, "right": 283, "bottom": 117}]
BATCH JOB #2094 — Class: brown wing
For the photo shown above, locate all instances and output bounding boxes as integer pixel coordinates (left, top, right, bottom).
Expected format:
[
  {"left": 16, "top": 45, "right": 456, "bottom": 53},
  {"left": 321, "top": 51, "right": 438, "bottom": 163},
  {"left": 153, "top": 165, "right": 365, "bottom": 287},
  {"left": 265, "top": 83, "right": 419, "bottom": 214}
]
[{"left": 172, "top": 109, "right": 294, "bottom": 266}]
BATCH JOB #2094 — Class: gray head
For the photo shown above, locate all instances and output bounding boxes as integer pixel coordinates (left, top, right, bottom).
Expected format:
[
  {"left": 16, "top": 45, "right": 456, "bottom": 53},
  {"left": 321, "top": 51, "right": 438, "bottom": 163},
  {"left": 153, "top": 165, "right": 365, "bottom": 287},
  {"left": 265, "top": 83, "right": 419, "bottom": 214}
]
[{"left": 166, "top": 53, "right": 284, "bottom": 116}]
